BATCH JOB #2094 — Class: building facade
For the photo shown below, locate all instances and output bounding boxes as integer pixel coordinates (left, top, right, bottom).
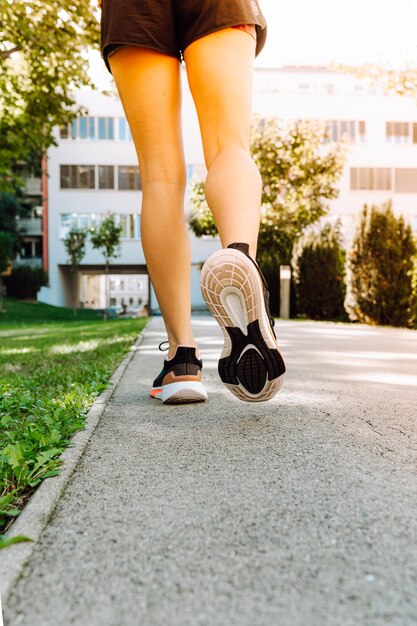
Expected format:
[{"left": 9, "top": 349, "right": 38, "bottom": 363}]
[{"left": 38, "top": 66, "right": 417, "bottom": 312}]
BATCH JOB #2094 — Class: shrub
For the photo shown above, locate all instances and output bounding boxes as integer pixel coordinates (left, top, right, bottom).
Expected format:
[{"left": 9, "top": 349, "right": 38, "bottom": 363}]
[
  {"left": 411, "top": 239, "right": 417, "bottom": 327},
  {"left": 345, "top": 202, "right": 416, "bottom": 328},
  {"left": 292, "top": 221, "right": 346, "bottom": 320},
  {"left": 5, "top": 265, "right": 48, "bottom": 300}
]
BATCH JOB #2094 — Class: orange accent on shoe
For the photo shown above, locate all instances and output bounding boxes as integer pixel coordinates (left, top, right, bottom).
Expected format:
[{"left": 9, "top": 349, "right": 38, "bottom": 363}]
[
  {"left": 162, "top": 371, "right": 203, "bottom": 385},
  {"left": 150, "top": 388, "right": 163, "bottom": 397}
]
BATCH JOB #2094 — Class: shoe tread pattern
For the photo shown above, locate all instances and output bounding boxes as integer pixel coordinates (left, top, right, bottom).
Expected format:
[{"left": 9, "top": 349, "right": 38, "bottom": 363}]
[{"left": 219, "top": 320, "right": 286, "bottom": 395}]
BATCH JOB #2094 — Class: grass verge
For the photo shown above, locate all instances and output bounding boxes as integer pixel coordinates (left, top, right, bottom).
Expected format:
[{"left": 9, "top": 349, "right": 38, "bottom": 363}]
[{"left": 0, "top": 299, "right": 147, "bottom": 548}]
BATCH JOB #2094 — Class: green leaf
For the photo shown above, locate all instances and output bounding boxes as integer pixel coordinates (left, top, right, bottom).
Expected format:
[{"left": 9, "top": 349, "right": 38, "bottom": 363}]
[{"left": 0, "top": 534, "right": 34, "bottom": 550}]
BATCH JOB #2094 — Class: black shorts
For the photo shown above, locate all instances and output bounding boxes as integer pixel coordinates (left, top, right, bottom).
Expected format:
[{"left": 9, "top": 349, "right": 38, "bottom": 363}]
[{"left": 100, "top": 0, "right": 267, "bottom": 75}]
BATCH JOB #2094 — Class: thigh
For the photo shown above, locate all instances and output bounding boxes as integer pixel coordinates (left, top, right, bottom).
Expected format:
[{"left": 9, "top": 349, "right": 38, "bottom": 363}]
[
  {"left": 108, "top": 47, "right": 185, "bottom": 185},
  {"left": 183, "top": 28, "right": 255, "bottom": 168},
  {"left": 177, "top": 0, "right": 267, "bottom": 59},
  {"left": 101, "top": 0, "right": 180, "bottom": 75}
]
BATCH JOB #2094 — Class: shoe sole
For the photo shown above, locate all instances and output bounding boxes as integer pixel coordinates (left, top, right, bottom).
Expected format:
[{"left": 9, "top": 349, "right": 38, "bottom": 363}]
[
  {"left": 150, "top": 381, "right": 208, "bottom": 404},
  {"left": 200, "top": 247, "right": 286, "bottom": 402}
]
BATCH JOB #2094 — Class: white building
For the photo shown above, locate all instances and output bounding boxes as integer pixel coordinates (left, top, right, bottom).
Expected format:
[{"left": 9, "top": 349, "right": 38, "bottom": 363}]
[{"left": 38, "top": 65, "right": 417, "bottom": 311}]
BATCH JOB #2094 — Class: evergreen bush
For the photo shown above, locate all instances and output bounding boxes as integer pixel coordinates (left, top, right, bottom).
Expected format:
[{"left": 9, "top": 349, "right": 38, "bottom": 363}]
[
  {"left": 5, "top": 265, "right": 48, "bottom": 300},
  {"left": 292, "top": 221, "right": 346, "bottom": 320},
  {"left": 345, "top": 202, "right": 416, "bottom": 328},
  {"left": 411, "top": 239, "right": 417, "bottom": 328}
]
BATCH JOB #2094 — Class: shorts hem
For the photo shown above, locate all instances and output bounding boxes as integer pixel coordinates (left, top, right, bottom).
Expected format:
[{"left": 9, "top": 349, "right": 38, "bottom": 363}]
[
  {"left": 181, "top": 21, "right": 267, "bottom": 58},
  {"left": 102, "top": 42, "right": 181, "bottom": 74}
]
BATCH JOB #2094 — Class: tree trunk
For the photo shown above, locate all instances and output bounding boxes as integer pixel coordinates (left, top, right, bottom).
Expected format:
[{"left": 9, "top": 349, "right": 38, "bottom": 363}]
[
  {"left": 73, "top": 270, "right": 77, "bottom": 316},
  {"left": 104, "top": 262, "right": 109, "bottom": 321}
]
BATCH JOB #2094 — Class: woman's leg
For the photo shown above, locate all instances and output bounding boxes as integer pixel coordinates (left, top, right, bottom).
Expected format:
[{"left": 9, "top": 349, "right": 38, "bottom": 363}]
[
  {"left": 183, "top": 28, "right": 262, "bottom": 258},
  {"left": 108, "top": 48, "right": 196, "bottom": 358}
]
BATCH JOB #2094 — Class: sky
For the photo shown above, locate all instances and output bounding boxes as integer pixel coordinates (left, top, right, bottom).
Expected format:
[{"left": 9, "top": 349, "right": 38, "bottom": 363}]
[
  {"left": 257, "top": 0, "right": 417, "bottom": 68},
  {"left": 88, "top": 0, "right": 417, "bottom": 88}
]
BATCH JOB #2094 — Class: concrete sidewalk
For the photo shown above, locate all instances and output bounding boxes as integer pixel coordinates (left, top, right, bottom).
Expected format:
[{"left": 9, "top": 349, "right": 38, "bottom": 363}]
[{"left": 4, "top": 316, "right": 417, "bottom": 626}]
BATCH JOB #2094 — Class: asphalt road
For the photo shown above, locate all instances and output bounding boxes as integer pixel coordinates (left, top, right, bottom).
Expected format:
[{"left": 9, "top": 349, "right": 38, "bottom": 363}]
[{"left": 4, "top": 317, "right": 417, "bottom": 626}]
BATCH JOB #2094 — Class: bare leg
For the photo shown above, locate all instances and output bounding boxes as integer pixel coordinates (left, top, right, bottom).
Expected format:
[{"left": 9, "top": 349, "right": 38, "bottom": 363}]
[
  {"left": 108, "top": 48, "right": 196, "bottom": 357},
  {"left": 184, "top": 28, "right": 262, "bottom": 257}
]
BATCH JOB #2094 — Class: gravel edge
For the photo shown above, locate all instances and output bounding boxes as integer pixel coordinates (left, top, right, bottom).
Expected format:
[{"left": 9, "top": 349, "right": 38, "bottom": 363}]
[{"left": 0, "top": 331, "right": 145, "bottom": 601}]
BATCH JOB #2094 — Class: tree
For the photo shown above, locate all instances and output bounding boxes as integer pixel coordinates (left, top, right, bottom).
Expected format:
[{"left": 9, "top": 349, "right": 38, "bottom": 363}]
[
  {"left": 412, "top": 238, "right": 417, "bottom": 327},
  {"left": 0, "top": 190, "right": 26, "bottom": 240},
  {"left": 90, "top": 215, "right": 123, "bottom": 320},
  {"left": 292, "top": 221, "right": 347, "bottom": 321},
  {"left": 0, "top": 231, "right": 13, "bottom": 312},
  {"left": 64, "top": 228, "right": 88, "bottom": 314},
  {"left": 0, "top": 0, "right": 102, "bottom": 192},
  {"left": 345, "top": 202, "right": 417, "bottom": 328},
  {"left": 190, "top": 117, "right": 347, "bottom": 313},
  {"left": 340, "top": 62, "right": 417, "bottom": 99}
]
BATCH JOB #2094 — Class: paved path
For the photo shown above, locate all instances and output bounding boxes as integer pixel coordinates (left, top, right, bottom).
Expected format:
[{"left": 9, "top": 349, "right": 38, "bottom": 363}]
[{"left": 4, "top": 317, "right": 417, "bottom": 626}]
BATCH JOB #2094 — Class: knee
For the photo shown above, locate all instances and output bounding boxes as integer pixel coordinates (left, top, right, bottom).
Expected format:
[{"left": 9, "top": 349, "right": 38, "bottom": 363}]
[
  {"left": 205, "top": 141, "right": 250, "bottom": 170},
  {"left": 141, "top": 164, "right": 187, "bottom": 194}
]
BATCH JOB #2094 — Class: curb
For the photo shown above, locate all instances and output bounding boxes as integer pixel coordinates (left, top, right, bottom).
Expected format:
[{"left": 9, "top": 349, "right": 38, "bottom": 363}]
[{"left": 0, "top": 331, "right": 144, "bottom": 602}]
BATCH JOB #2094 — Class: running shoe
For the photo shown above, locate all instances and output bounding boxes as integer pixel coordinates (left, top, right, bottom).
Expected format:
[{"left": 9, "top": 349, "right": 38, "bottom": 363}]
[
  {"left": 200, "top": 242, "right": 286, "bottom": 402},
  {"left": 150, "top": 344, "right": 208, "bottom": 404}
]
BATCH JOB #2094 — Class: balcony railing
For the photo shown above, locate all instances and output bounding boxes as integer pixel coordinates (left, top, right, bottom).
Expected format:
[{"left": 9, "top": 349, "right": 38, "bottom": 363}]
[
  {"left": 24, "top": 176, "right": 42, "bottom": 195},
  {"left": 13, "top": 257, "right": 43, "bottom": 269},
  {"left": 17, "top": 217, "right": 43, "bottom": 236}
]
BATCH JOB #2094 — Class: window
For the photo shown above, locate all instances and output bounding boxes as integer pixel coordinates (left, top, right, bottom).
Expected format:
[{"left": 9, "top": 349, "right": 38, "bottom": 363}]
[
  {"left": 187, "top": 164, "right": 194, "bottom": 183},
  {"left": 129, "top": 214, "right": 135, "bottom": 239},
  {"left": 99, "top": 165, "right": 115, "bottom": 189},
  {"left": 60, "top": 213, "right": 140, "bottom": 239},
  {"left": 119, "top": 118, "right": 133, "bottom": 141},
  {"left": 395, "top": 169, "right": 417, "bottom": 193},
  {"left": 90, "top": 214, "right": 101, "bottom": 228},
  {"left": 60, "top": 213, "right": 78, "bottom": 238},
  {"left": 98, "top": 117, "right": 114, "bottom": 140},
  {"left": 350, "top": 168, "right": 392, "bottom": 191},
  {"left": 61, "top": 214, "right": 77, "bottom": 229},
  {"left": 60, "top": 117, "right": 95, "bottom": 140},
  {"left": 325, "top": 120, "right": 366, "bottom": 144},
  {"left": 386, "top": 122, "right": 411, "bottom": 144},
  {"left": 118, "top": 166, "right": 141, "bottom": 190},
  {"left": 78, "top": 214, "right": 90, "bottom": 229},
  {"left": 60, "top": 165, "right": 95, "bottom": 189},
  {"left": 118, "top": 215, "right": 128, "bottom": 238},
  {"left": 21, "top": 241, "right": 33, "bottom": 258},
  {"left": 358, "top": 121, "right": 366, "bottom": 142}
]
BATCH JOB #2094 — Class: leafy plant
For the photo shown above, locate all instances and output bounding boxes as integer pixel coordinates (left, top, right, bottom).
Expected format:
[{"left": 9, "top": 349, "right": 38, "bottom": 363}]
[
  {"left": 0, "top": 305, "right": 147, "bottom": 541},
  {"left": 292, "top": 221, "right": 347, "bottom": 320},
  {"left": 4, "top": 265, "right": 47, "bottom": 300},
  {"left": 64, "top": 228, "right": 88, "bottom": 314},
  {"left": 0, "top": 0, "right": 102, "bottom": 193},
  {"left": 189, "top": 117, "right": 347, "bottom": 314},
  {"left": 90, "top": 215, "right": 123, "bottom": 320},
  {"left": 345, "top": 201, "right": 417, "bottom": 327}
]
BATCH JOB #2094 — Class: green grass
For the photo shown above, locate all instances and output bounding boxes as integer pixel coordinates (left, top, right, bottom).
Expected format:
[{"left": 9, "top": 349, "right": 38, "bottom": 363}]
[
  {"left": 0, "top": 298, "right": 103, "bottom": 325},
  {"left": 0, "top": 299, "right": 148, "bottom": 547}
]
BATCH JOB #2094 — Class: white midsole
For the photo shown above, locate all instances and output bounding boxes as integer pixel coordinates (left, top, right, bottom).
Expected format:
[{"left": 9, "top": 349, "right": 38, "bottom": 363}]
[
  {"left": 201, "top": 248, "right": 278, "bottom": 360},
  {"left": 152, "top": 381, "right": 208, "bottom": 403}
]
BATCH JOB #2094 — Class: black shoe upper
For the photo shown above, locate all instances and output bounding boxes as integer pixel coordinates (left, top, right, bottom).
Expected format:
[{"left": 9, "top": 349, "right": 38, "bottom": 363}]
[
  {"left": 153, "top": 346, "right": 202, "bottom": 387},
  {"left": 227, "top": 242, "right": 277, "bottom": 338}
]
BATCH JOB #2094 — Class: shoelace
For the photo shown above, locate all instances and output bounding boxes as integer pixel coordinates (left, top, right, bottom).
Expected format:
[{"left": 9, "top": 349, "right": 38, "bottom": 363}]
[{"left": 158, "top": 341, "right": 170, "bottom": 352}]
